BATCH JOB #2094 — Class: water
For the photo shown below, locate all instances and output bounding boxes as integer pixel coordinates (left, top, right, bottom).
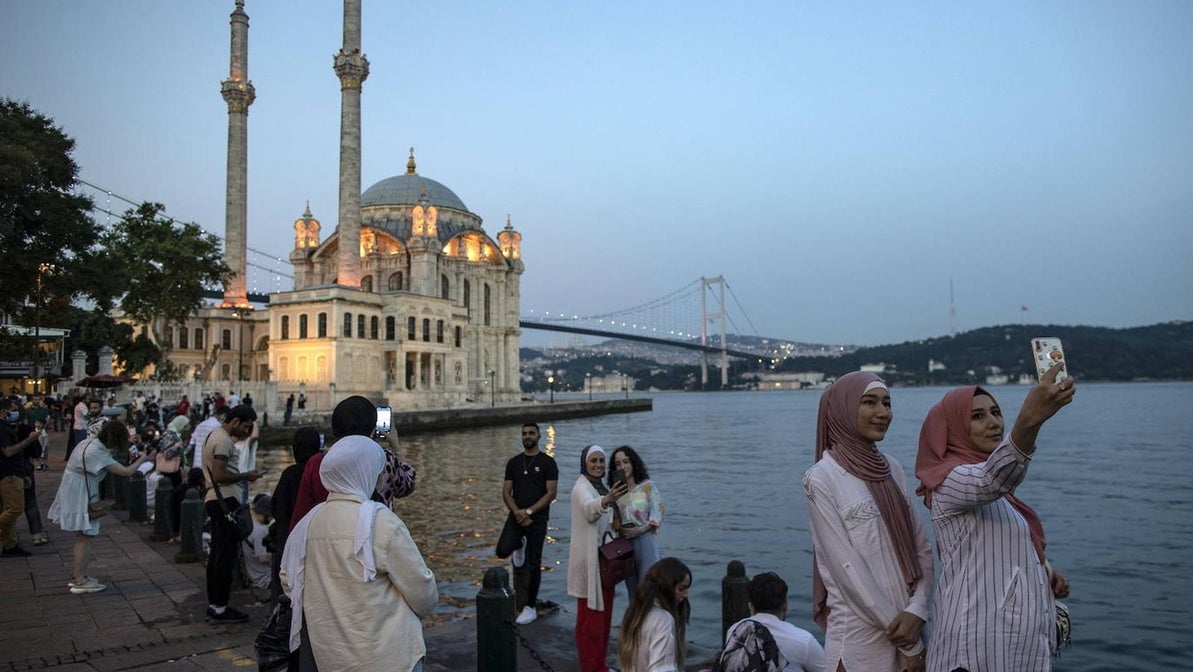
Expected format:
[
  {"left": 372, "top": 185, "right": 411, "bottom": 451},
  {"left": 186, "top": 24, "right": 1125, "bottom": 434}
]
[{"left": 256, "top": 382, "right": 1193, "bottom": 671}]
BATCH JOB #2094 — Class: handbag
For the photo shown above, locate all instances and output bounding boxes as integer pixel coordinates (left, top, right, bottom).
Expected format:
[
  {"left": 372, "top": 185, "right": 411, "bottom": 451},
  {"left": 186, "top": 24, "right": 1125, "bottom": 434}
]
[
  {"left": 81, "top": 440, "right": 111, "bottom": 522},
  {"left": 206, "top": 466, "right": 254, "bottom": 541},
  {"left": 598, "top": 530, "right": 635, "bottom": 590}
]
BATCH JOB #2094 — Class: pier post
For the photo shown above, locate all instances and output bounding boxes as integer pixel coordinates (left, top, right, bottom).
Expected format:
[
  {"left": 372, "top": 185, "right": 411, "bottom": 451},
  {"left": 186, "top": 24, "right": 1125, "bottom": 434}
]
[
  {"left": 151, "top": 476, "right": 175, "bottom": 541},
  {"left": 175, "top": 488, "right": 205, "bottom": 563},
  {"left": 127, "top": 469, "right": 148, "bottom": 522},
  {"left": 722, "top": 560, "right": 750, "bottom": 642},
  {"left": 477, "top": 566, "right": 516, "bottom": 671}
]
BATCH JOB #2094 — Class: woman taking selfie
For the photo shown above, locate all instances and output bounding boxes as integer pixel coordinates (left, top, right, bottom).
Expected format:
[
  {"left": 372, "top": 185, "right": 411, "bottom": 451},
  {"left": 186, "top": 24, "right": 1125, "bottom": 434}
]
[
  {"left": 803, "top": 372, "right": 933, "bottom": 672},
  {"left": 609, "top": 445, "right": 664, "bottom": 597},
  {"left": 567, "top": 445, "right": 630, "bottom": 672},
  {"left": 616, "top": 557, "right": 691, "bottom": 672},
  {"left": 915, "top": 366, "right": 1075, "bottom": 672}
]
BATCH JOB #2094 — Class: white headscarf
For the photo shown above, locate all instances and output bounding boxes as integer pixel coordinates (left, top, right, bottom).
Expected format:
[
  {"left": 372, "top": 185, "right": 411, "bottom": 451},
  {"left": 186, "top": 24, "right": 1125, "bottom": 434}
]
[{"left": 281, "top": 435, "right": 388, "bottom": 652}]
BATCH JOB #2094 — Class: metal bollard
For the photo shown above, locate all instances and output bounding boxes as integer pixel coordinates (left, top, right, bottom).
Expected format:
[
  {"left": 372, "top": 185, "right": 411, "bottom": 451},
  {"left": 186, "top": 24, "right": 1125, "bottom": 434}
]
[
  {"left": 110, "top": 449, "right": 129, "bottom": 511},
  {"left": 722, "top": 560, "right": 750, "bottom": 643},
  {"left": 127, "top": 469, "right": 148, "bottom": 522},
  {"left": 175, "top": 488, "right": 205, "bottom": 564},
  {"left": 150, "top": 476, "right": 175, "bottom": 541},
  {"left": 476, "top": 566, "right": 516, "bottom": 672}
]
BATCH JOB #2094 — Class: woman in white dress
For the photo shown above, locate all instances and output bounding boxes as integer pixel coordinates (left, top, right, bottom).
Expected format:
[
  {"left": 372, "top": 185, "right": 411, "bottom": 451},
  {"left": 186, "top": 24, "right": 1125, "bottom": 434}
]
[
  {"left": 803, "top": 372, "right": 933, "bottom": 672},
  {"left": 48, "top": 420, "right": 153, "bottom": 594},
  {"left": 914, "top": 366, "right": 1075, "bottom": 672}
]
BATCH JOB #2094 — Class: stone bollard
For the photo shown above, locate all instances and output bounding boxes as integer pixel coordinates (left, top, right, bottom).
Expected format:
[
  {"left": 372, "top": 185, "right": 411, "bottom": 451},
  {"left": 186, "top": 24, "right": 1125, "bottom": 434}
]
[
  {"left": 110, "top": 449, "right": 129, "bottom": 511},
  {"left": 476, "top": 566, "right": 516, "bottom": 672},
  {"left": 722, "top": 560, "right": 750, "bottom": 643},
  {"left": 150, "top": 476, "right": 175, "bottom": 541},
  {"left": 128, "top": 469, "right": 149, "bottom": 522},
  {"left": 175, "top": 488, "right": 205, "bottom": 563}
]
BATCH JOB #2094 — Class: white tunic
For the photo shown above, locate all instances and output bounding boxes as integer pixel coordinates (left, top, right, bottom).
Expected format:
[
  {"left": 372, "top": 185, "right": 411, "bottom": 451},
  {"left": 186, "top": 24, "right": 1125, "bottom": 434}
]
[
  {"left": 625, "top": 605, "right": 679, "bottom": 672},
  {"left": 927, "top": 439, "right": 1055, "bottom": 672},
  {"left": 567, "top": 476, "right": 614, "bottom": 611},
  {"left": 803, "top": 452, "right": 933, "bottom": 672}
]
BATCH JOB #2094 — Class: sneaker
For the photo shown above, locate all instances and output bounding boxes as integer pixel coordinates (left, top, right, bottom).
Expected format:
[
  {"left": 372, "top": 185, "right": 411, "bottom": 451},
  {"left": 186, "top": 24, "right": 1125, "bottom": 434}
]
[
  {"left": 515, "top": 605, "right": 537, "bottom": 625},
  {"left": 67, "top": 576, "right": 98, "bottom": 588},
  {"left": 511, "top": 537, "right": 527, "bottom": 569},
  {"left": 206, "top": 606, "right": 250, "bottom": 623},
  {"left": 32, "top": 533, "right": 49, "bottom": 546},
  {"left": 69, "top": 578, "right": 107, "bottom": 594},
  {"left": 1, "top": 545, "right": 32, "bottom": 558}
]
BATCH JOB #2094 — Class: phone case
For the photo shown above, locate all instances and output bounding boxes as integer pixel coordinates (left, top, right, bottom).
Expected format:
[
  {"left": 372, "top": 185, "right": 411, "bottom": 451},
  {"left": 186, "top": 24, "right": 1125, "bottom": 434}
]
[{"left": 1031, "top": 337, "right": 1069, "bottom": 383}]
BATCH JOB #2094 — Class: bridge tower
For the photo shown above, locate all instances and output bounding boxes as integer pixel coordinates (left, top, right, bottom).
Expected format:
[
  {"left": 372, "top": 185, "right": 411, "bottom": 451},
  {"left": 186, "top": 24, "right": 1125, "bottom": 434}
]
[{"left": 700, "top": 276, "right": 729, "bottom": 389}]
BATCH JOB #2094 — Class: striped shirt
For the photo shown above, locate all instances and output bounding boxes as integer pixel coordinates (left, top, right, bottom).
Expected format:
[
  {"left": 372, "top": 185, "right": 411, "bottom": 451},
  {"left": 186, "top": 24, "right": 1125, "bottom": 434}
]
[{"left": 927, "top": 438, "right": 1055, "bottom": 672}]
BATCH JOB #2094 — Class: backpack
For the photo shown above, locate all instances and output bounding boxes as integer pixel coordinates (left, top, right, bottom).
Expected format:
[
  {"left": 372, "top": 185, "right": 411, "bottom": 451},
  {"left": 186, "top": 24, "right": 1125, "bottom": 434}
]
[{"left": 715, "top": 619, "right": 787, "bottom": 672}]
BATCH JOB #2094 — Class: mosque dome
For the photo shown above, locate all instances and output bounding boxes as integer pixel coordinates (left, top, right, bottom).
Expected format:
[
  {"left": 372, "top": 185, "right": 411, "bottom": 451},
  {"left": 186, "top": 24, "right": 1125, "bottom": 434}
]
[{"left": 360, "top": 148, "right": 470, "bottom": 213}]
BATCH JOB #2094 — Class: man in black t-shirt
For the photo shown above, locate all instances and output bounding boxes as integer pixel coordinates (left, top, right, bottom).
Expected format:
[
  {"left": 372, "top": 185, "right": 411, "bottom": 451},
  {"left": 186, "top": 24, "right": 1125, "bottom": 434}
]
[
  {"left": 1, "top": 399, "right": 39, "bottom": 557},
  {"left": 496, "top": 422, "right": 558, "bottom": 625}
]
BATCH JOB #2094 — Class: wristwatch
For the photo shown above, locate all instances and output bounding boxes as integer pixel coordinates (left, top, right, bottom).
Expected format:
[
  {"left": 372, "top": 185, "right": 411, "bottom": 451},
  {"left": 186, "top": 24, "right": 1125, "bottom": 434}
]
[{"left": 525, "top": 508, "right": 534, "bottom": 516}]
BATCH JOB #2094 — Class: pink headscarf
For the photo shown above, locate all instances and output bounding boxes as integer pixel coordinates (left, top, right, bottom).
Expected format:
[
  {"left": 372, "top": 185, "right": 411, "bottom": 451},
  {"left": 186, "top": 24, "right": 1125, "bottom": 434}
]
[
  {"left": 915, "top": 386, "right": 1047, "bottom": 563},
  {"left": 811, "top": 372, "right": 923, "bottom": 630}
]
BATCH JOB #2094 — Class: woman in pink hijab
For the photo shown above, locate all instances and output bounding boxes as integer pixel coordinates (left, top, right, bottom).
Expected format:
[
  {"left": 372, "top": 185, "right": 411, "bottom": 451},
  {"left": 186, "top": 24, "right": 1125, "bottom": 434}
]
[
  {"left": 803, "top": 372, "right": 934, "bottom": 672},
  {"left": 915, "top": 365, "right": 1075, "bottom": 672}
]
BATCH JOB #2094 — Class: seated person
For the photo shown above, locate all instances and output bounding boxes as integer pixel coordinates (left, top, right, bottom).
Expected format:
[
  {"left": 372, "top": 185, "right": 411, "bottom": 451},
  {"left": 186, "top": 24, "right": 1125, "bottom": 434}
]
[
  {"left": 241, "top": 493, "right": 272, "bottom": 592},
  {"left": 725, "top": 571, "right": 827, "bottom": 672}
]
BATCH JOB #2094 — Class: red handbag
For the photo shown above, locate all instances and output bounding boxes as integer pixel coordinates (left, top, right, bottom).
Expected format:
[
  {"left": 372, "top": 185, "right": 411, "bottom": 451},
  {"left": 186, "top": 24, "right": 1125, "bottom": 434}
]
[{"left": 598, "top": 531, "right": 635, "bottom": 589}]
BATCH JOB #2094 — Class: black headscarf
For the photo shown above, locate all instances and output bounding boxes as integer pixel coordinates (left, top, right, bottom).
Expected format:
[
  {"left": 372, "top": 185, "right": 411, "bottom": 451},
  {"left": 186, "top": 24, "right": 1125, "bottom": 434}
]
[{"left": 332, "top": 395, "right": 377, "bottom": 439}]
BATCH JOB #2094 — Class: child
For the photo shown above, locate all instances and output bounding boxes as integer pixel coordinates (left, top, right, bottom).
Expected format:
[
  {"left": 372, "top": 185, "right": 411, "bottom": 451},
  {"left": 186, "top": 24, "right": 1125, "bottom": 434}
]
[{"left": 241, "top": 493, "right": 272, "bottom": 592}]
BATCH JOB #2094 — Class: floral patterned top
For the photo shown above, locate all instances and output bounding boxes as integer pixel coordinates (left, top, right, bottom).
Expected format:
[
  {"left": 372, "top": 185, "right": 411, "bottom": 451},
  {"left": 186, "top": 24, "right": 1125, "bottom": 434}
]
[{"left": 615, "top": 480, "right": 664, "bottom": 529}]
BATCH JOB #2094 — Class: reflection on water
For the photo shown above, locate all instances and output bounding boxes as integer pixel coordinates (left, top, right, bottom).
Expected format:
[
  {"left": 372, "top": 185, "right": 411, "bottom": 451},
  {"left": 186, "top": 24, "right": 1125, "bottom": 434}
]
[{"left": 251, "top": 385, "right": 1193, "bottom": 671}]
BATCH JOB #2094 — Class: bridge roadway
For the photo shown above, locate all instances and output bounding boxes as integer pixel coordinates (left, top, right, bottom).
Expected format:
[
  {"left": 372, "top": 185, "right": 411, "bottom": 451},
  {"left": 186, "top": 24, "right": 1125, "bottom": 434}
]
[{"left": 200, "top": 291, "right": 761, "bottom": 360}]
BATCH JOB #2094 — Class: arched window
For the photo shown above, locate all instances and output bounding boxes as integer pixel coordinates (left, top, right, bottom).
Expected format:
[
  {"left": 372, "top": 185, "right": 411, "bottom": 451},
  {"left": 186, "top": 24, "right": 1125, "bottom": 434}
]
[
  {"left": 164, "top": 326, "right": 174, "bottom": 347},
  {"left": 385, "top": 316, "right": 395, "bottom": 341},
  {"left": 357, "top": 315, "right": 366, "bottom": 339},
  {"left": 407, "top": 317, "right": 416, "bottom": 340},
  {"left": 222, "top": 329, "right": 232, "bottom": 349},
  {"left": 441, "top": 274, "right": 450, "bottom": 300},
  {"left": 463, "top": 279, "right": 471, "bottom": 311},
  {"left": 436, "top": 320, "right": 444, "bottom": 343},
  {"left": 388, "top": 272, "right": 403, "bottom": 291},
  {"left": 318, "top": 312, "right": 327, "bottom": 338},
  {"left": 370, "top": 316, "right": 379, "bottom": 340},
  {"left": 195, "top": 328, "right": 205, "bottom": 350},
  {"left": 280, "top": 316, "right": 290, "bottom": 340},
  {"left": 343, "top": 313, "right": 352, "bottom": 337},
  {"left": 299, "top": 314, "right": 308, "bottom": 338},
  {"left": 484, "top": 283, "right": 491, "bottom": 326},
  {"left": 179, "top": 328, "right": 189, "bottom": 350},
  {"left": 454, "top": 326, "right": 462, "bottom": 348},
  {"left": 422, "top": 318, "right": 430, "bottom": 342},
  {"left": 361, "top": 275, "right": 373, "bottom": 293}
]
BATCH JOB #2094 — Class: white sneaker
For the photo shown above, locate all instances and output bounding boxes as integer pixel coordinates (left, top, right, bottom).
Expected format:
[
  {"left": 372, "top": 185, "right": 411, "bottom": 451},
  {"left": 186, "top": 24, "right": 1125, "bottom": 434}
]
[
  {"left": 69, "top": 578, "right": 107, "bottom": 595},
  {"left": 515, "top": 605, "right": 537, "bottom": 625},
  {"left": 511, "top": 537, "right": 527, "bottom": 568}
]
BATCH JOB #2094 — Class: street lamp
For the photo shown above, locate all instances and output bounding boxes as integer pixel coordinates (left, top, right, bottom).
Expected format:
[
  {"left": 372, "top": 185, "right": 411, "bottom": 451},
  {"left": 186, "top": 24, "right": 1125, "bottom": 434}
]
[
  {"left": 231, "top": 310, "right": 249, "bottom": 382},
  {"left": 623, "top": 373, "right": 630, "bottom": 399},
  {"left": 586, "top": 373, "right": 592, "bottom": 401},
  {"left": 548, "top": 375, "right": 555, "bottom": 404},
  {"left": 31, "top": 263, "right": 52, "bottom": 394},
  {"left": 487, "top": 369, "right": 496, "bottom": 407}
]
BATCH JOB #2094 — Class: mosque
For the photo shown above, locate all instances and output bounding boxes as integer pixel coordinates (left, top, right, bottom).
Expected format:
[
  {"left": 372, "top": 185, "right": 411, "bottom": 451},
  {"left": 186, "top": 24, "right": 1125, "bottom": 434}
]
[{"left": 134, "top": 0, "right": 524, "bottom": 410}]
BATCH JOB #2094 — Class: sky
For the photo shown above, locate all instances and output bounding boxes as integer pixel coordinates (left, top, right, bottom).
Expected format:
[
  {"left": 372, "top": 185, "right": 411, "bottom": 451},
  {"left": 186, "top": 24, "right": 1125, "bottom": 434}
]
[{"left": 2, "top": 1, "right": 1191, "bottom": 347}]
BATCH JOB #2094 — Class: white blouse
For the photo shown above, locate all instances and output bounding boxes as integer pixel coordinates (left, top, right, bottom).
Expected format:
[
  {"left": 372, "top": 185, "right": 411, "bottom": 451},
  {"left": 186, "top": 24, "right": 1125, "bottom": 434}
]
[
  {"left": 803, "top": 451, "right": 933, "bottom": 672},
  {"left": 926, "top": 438, "right": 1055, "bottom": 672},
  {"left": 626, "top": 605, "right": 679, "bottom": 672}
]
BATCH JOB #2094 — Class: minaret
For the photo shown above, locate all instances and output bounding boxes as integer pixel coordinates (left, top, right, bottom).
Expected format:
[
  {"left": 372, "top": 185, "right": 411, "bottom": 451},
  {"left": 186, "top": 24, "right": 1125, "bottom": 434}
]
[
  {"left": 219, "top": 0, "right": 254, "bottom": 309},
  {"left": 334, "top": 0, "right": 369, "bottom": 287}
]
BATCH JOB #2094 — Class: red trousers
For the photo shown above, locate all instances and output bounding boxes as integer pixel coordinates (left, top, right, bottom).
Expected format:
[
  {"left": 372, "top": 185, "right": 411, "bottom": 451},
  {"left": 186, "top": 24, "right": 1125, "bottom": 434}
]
[{"left": 575, "top": 585, "right": 616, "bottom": 672}]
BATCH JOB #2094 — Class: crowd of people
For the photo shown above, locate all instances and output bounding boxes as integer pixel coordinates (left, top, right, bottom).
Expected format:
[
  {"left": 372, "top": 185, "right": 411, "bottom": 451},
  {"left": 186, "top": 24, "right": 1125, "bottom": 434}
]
[{"left": 0, "top": 367, "right": 1076, "bottom": 671}]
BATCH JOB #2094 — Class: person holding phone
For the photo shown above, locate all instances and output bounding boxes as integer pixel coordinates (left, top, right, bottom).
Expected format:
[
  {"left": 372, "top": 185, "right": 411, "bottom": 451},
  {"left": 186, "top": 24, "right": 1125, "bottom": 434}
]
[
  {"left": 608, "top": 445, "right": 665, "bottom": 598},
  {"left": 914, "top": 364, "right": 1075, "bottom": 672},
  {"left": 803, "top": 372, "right": 934, "bottom": 672}
]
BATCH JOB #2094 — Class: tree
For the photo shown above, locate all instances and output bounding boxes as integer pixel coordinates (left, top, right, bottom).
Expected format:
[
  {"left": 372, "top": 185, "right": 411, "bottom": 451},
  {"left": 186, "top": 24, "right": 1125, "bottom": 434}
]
[
  {"left": 80, "top": 202, "right": 230, "bottom": 372},
  {"left": 0, "top": 99, "right": 99, "bottom": 327}
]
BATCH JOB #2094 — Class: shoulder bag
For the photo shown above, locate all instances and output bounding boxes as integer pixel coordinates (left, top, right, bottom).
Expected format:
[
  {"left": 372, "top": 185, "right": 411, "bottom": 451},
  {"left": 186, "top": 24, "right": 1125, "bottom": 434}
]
[
  {"left": 598, "top": 530, "right": 635, "bottom": 590},
  {"left": 81, "top": 440, "right": 112, "bottom": 522},
  {"left": 206, "top": 465, "right": 254, "bottom": 541}
]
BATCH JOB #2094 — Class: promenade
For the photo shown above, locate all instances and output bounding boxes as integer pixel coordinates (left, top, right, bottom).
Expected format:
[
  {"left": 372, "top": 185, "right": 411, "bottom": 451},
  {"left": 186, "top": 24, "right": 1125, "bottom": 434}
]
[{"left": 1, "top": 432, "right": 714, "bottom": 671}]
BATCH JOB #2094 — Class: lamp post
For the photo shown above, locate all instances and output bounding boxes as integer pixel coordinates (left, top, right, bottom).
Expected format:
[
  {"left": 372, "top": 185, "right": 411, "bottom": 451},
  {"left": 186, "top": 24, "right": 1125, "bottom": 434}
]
[
  {"left": 31, "top": 263, "right": 52, "bottom": 394},
  {"left": 623, "top": 373, "right": 630, "bottom": 399},
  {"left": 586, "top": 373, "right": 592, "bottom": 401},
  {"left": 487, "top": 369, "right": 496, "bottom": 407},
  {"left": 231, "top": 311, "right": 245, "bottom": 383},
  {"left": 548, "top": 375, "right": 555, "bottom": 404}
]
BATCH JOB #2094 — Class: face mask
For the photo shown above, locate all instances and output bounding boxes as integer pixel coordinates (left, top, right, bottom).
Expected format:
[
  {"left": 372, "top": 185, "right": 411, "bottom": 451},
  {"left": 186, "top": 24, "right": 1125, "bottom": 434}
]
[{"left": 5, "top": 412, "right": 18, "bottom": 423}]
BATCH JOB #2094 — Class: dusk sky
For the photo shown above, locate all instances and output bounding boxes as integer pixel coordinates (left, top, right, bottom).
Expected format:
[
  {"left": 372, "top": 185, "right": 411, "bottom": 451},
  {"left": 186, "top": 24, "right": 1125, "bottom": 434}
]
[{"left": 2, "top": 1, "right": 1190, "bottom": 347}]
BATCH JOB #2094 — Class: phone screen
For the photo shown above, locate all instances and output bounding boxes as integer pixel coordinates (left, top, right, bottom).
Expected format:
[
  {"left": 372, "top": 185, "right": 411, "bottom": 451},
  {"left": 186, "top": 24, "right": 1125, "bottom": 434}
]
[
  {"left": 318, "top": 433, "right": 325, "bottom": 449},
  {"left": 376, "top": 406, "right": 392, "bottom": 433}
]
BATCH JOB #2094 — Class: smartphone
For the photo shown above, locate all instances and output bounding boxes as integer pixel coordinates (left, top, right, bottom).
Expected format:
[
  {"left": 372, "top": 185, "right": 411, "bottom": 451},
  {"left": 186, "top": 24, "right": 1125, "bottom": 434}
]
[
  {"left": 318, "top": 433, "right": 326, "bottom": 450},
  {"left": 376, "top": 406, "right": 392, "bottom": 434},
  {"left": 610, "top": 469, "right": 627, "bottom": 488},
  {"left": 1031, "top": 337, "right": 1070, "bottom": 383}
]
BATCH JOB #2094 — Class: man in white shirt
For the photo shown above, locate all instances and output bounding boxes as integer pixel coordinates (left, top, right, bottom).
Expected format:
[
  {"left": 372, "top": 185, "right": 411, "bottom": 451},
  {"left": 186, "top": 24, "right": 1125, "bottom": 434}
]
[
  {"left": 189, "top": 405, "right": 228, "bottom": 468},
  {"left": 227, "top": 391, "right": 240, "bottom": 408},
  {"left": 727, "top": 571, "right": 827, "bottom": 672}
]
